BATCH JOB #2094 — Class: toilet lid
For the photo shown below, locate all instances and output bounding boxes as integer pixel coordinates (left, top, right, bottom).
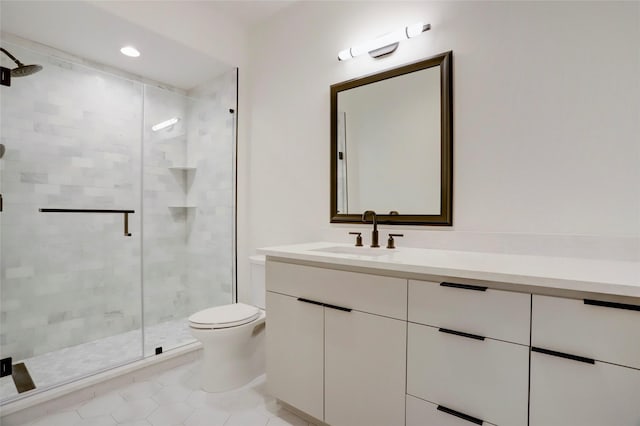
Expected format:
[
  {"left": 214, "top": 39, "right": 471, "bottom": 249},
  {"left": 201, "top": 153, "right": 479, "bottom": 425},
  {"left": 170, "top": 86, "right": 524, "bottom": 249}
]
[{"left": 189, "top": 303, "right": 260, "bottom": 329}]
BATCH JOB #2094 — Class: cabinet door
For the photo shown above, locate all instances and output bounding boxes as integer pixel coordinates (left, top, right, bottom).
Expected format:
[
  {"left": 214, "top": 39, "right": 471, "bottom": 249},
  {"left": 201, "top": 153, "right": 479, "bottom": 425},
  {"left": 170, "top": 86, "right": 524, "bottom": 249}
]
[
  {"left": 409, "top": 280, "right": 530, "bottom": 345},
  {"left": 266, "top": 291, "right": 324, "bottom": 421},
  {"left": 530, "top": 349, "right": 640, "bottom": 426},
  {"left": 532, "top": 294, "right": 640, "bottom": 369},
  {"left": 407, "top": 395, "right": 498, "bottom": 426},
  {"left": 407, "top": 323, "right": 529, "bottom": 426},
  {"left": 325, "top": 308, "right": 406, "bottom": 426}
]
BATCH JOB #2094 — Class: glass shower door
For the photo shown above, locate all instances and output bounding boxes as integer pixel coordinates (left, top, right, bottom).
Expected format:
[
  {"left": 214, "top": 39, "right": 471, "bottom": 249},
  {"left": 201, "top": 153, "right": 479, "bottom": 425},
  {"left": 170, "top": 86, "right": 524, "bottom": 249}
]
[
  {"left": 0, "top": 42, "right": 144, "bottom": 402},
  {"left": 142, "top": 70, "right": 237, "bottom": 356}
]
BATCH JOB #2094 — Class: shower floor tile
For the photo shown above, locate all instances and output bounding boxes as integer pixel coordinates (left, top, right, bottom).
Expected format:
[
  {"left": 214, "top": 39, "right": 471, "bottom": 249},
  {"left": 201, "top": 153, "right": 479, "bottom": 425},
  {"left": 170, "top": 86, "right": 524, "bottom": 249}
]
[
  {"left": 9, "top": 359, "right": 313, "bottom": 426},
  {"left": 1, "top": 317, "right": 194, "bottom": 402}
]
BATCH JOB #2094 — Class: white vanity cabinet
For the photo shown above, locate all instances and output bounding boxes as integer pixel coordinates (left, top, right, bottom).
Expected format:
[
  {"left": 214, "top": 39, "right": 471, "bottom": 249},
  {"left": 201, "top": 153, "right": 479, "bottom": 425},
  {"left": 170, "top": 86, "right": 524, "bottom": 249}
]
[
  {"left": 407, "top": 280, "right": 530, "bottom": 426},
  {"left": 265, "top": 261, "right": 407, "bottom": 426},
  {"left": 261, "top": 243, "right": 640, "bottom": 426},
  {"left": 530, "top": 295, "right": 640, "bottom": 426}
]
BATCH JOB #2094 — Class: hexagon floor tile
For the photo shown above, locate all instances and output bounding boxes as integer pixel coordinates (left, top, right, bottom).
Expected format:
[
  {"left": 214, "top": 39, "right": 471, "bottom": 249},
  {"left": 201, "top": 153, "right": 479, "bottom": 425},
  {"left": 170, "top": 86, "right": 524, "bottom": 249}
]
[
  {"left": 119, "top": 381, "right": 162, "bottom": 401},
  {"left": 16, "top": 357, "right": 315, "bottom": 426},
  {"left": 111, "top": 398, "right": 159, "bottom": 423},
  {"left": 77, "top": 392, "right": 125, "bottom": 418},
  {"left": 183, "top": 406, "right": 230, "bottom": 426},
  {"left": 1, "top": 318, "right": 194, "bottom": 402}
]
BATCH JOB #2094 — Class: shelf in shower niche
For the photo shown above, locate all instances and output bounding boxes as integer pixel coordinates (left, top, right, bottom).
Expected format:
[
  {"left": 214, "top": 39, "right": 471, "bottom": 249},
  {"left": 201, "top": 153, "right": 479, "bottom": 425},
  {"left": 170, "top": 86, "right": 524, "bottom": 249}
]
[{"left": 168, "top": 166, "right": 196, "bottom": 171}]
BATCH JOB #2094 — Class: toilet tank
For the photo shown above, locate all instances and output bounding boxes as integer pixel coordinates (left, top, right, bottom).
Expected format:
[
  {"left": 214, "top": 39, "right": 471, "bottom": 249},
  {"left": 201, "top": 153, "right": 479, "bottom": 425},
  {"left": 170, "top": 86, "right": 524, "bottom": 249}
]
[{"left": 249, "top": 255, "right": 266, "bottom": 309}]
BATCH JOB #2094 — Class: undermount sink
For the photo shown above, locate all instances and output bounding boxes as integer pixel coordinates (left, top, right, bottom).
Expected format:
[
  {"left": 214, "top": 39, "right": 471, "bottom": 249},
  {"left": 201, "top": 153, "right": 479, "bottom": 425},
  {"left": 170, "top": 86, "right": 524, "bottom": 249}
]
[{"left": 310, "top": 245, "right": 390, "bottom": 257}]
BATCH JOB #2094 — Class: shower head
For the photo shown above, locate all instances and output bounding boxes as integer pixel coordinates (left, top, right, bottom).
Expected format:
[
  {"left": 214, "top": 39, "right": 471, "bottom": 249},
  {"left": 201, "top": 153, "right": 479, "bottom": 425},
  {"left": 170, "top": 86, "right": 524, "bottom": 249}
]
[
  {"left": 11, "top": 63, "right": 43, "bottom": 77},
  {"left": 1, "top": 47, "right": 42, "bottom": 78}
]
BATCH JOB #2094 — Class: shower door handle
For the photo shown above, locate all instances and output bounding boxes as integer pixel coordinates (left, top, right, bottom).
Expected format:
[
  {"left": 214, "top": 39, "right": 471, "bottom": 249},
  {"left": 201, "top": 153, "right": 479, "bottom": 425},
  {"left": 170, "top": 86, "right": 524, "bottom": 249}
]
[{"left": 123, "top": 212, "right": 131, "bottom": 236}]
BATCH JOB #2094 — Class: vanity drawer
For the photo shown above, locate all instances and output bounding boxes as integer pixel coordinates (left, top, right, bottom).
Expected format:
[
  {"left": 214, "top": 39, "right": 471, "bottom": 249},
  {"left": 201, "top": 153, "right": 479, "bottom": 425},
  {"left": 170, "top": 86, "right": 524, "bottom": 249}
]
[
  {"left": 532, "top": 294, "right": 640, "bottom": 369},
  {"left": 266, "top": 260, "right": 407, "bottom": 320},
  {"left": 406, "top": 395, "right": 498, "bottom": 426},
  {"left": 408, "top": 279, "right": 530, "bottom": 345},
  {"left": 530, "top": 346, "right": 640, "bottom": 426},
  {"left": 407, "top": 323, "right": 529, "bottom": 426}
]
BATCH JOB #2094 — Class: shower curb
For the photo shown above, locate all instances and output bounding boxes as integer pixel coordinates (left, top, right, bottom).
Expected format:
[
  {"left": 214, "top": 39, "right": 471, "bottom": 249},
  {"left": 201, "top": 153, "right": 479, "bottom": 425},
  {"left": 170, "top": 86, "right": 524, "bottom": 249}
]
[{"left": 0, "top": 342, "right": 202, "bottom": 426}]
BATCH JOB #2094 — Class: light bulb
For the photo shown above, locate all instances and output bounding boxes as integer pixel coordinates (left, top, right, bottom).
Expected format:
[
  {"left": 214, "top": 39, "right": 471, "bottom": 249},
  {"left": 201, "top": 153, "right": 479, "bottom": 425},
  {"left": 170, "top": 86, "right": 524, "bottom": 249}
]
[
  {"left": 350, "top": 42, "right": 371, "bottom": 58},
  {"left": 338, "top": 49, "right": 353, "bottom": 61},
  {"left": 337, "top": 21, "right": 430, "bottom": 62},
  {"left": 376, "top": 28, "right": 407, "bottom": 47},
  {"left": 406, "top": 22, "right": 425, "bottom": 38}
]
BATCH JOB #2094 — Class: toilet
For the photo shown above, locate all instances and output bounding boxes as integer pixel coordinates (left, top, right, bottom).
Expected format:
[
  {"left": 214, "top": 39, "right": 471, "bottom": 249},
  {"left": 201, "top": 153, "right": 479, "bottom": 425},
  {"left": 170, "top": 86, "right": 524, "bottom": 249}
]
[{"left": 189, "top": 255, "right": 266, "bottom": 392}]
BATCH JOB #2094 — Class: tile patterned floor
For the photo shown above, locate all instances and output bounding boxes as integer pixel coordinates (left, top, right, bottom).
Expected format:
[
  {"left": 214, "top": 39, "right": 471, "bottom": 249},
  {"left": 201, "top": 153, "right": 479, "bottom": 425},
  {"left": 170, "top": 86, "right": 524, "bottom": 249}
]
[
  {"left": 1, "top": 318, "right": 194, "bottom": 402},
  {"left": 13, "top": 359, "right": 313, "bottom": 426}
]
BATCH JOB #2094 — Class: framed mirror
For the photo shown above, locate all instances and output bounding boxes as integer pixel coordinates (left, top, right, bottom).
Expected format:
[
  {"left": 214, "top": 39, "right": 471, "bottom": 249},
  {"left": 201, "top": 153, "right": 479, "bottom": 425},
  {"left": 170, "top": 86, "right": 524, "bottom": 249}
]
[{"left": 330, "top": 51, "right": 452, "bottom": 226}]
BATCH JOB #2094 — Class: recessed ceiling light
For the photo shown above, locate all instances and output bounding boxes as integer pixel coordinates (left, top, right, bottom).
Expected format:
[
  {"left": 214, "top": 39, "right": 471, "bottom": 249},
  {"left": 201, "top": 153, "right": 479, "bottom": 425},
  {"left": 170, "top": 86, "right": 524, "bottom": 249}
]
[{"left": 120, "top": 46, "right": 140, "bottom": 58}]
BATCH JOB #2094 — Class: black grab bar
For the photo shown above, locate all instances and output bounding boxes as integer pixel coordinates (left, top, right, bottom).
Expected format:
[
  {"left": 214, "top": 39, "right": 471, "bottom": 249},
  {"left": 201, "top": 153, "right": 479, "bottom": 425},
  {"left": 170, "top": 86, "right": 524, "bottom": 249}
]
[{"left": 39, "top": 208, "right": 135, "bottom": 236}]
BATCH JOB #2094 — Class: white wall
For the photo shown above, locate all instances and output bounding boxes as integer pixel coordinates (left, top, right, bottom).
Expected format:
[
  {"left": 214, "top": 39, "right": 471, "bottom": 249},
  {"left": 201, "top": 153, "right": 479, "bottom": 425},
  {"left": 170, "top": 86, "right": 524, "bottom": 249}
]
[{"left": 243, "top": 0, "right": 639, "bottom": 295}]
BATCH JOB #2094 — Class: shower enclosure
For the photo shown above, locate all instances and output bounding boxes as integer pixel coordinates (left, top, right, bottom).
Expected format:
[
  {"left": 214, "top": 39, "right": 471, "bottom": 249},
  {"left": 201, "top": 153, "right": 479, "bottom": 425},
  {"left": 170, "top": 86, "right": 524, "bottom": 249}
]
[{"left": 0, "top": 40, "right": 237, "bottom": 403}]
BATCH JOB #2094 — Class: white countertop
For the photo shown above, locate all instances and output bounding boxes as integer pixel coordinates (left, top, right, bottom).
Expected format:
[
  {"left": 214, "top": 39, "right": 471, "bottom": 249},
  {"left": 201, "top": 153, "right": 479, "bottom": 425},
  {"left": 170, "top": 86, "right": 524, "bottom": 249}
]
[{"left": 258, "top": 242, "right": 640, "bottom": 298}]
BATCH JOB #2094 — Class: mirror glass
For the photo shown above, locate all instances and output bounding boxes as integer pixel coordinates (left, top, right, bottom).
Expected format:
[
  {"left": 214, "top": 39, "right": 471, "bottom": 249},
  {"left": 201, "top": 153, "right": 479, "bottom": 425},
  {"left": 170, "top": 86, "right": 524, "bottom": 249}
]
[{"left": 330, "top": 51, "right": 452, "bottom": 225}]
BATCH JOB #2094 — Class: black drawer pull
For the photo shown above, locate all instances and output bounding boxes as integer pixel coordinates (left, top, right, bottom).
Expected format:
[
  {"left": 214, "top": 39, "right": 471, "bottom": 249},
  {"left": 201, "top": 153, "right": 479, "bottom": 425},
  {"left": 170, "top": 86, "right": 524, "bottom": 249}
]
[
  {"left": 297, "top": 298, "right": 323, "bottom": 306},
  {"left": 439, "top": 328, "right": 485, "bottom": 341},
  {"left": 437, "top": 405, "right": 483, "bottom": 425},
  {"left": 531, "top": 347, "right": 595, "bottom": 365},
  {"left": 297, "top": 298, "right": 352, "bottom": 312},
  {"left": 584, "top": 299, "right": 640, "bottom": 312},
  {"left": 323, "top": 303, "right": 352, "bottom": 312},
  {"left": 440, "top": 282, "right": 488, "bottom": 292}
]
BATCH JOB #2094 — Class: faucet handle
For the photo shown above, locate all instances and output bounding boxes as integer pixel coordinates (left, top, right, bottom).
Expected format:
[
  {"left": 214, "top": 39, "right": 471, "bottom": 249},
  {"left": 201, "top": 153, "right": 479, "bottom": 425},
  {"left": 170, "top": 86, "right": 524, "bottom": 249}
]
[
  {"left": 386, "top": 233, "right": 404, "bottom": 249},
  {"left": 349, "top": 232, "right": 363, "bottom": 247}
]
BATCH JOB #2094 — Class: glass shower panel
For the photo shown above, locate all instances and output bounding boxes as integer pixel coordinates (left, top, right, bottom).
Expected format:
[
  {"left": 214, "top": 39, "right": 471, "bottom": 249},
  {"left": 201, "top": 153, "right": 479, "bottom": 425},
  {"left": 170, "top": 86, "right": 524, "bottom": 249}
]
[
  {"left": 0, "top": 42, "right": 143, "bottom": 402},
  {"left": 142, "top": 70, "right": 236, "bottom": 356}
]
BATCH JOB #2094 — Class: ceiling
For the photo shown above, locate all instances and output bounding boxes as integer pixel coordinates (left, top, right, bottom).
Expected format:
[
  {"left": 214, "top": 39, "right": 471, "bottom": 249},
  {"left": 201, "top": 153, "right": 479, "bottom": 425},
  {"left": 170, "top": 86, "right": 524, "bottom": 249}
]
[
  {"left": 0, "top": 1, "right": 296, "bottom": 90},
  {"left": 206, "top": 0, "right": 297, "bottom": 26}
]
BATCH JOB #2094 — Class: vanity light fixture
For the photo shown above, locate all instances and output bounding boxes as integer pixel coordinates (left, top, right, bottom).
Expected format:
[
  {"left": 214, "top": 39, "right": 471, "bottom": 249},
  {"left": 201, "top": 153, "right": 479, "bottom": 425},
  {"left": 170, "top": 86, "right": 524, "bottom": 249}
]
[
  {"left": 152, "top": 117, "right": 180, "bottom": 132},
  {"left": 338, "top": 22, "right": 430, "bottom": 61},
  {"left": 120, "top": 46, "right": 140, "bottom": 58}
]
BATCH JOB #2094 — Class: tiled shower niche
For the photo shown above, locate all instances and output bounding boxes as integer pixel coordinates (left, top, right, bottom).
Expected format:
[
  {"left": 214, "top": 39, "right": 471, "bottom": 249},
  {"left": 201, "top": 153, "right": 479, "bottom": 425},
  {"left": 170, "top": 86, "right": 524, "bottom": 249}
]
[{"left": 0, "top": 40, "right": 236, "bottom": 402}]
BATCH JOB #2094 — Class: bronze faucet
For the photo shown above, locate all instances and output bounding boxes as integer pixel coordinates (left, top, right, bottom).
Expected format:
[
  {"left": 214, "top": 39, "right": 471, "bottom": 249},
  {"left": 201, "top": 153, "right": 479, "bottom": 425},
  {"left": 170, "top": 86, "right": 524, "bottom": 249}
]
[{"left": 362, "top": 210, "right": 379, "bottom": 248}]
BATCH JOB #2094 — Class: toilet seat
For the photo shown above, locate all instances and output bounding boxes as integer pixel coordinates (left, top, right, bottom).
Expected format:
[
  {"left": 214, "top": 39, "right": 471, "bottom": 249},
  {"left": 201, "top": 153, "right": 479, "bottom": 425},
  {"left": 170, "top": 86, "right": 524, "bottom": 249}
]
[{"left": 189, "top": 303, "right": 260, "bottom": 329}]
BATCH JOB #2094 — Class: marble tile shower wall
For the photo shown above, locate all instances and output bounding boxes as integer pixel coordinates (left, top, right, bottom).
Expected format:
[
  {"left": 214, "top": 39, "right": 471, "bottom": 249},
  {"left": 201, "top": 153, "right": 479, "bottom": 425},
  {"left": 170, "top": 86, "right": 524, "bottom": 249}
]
[
  {"left": 142, "top": 86, "right": 191, "bottom": 327},
  {"left": 0, "top": 43, "right": 143, "bottom": 361},
  {"left": 142, "top": 72, "right": 235, "bottom": 327},
  {"left": 1, "top": 41, "right": 236, "bottom": 361},
  {"left": 184, "top": 71, "right": 236, "bottom": 314}
]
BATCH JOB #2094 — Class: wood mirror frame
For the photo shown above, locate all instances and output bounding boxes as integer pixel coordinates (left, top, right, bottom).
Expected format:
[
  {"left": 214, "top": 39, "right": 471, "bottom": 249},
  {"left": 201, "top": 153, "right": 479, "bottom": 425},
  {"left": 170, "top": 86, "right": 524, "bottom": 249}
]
[{"left": 330, "top": 51, "right": 453, "bottom": 226}]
